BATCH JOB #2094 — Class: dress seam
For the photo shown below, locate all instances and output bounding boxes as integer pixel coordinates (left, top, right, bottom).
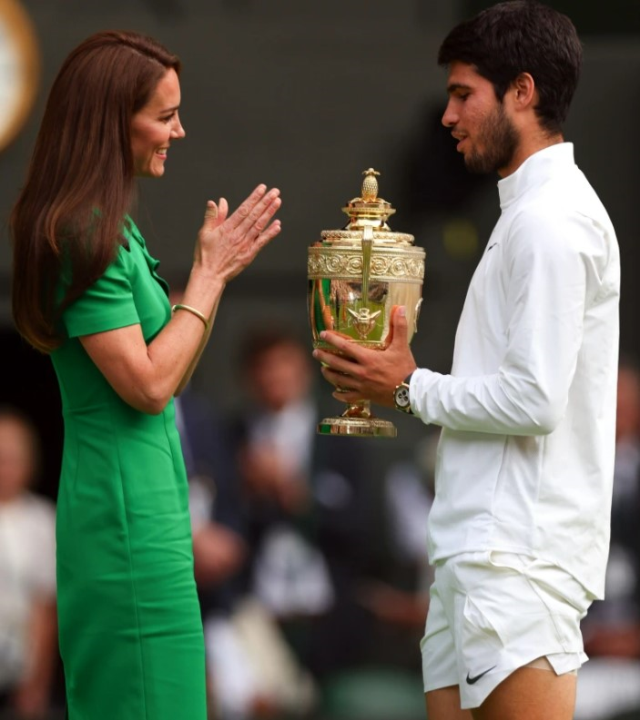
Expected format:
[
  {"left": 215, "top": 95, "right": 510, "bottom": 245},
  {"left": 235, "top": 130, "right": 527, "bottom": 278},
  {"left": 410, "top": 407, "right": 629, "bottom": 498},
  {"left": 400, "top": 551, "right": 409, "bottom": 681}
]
[{"left": 109, "top": 398, "right": 149, "bottom": 719}]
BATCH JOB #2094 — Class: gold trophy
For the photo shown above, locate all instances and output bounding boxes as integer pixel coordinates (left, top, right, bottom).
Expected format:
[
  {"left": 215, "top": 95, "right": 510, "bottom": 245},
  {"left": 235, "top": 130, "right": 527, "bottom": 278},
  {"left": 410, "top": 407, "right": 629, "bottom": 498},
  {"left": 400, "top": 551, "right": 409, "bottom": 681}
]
[{"left": 308, "top": 169, "right": 425, "bottom": 437}]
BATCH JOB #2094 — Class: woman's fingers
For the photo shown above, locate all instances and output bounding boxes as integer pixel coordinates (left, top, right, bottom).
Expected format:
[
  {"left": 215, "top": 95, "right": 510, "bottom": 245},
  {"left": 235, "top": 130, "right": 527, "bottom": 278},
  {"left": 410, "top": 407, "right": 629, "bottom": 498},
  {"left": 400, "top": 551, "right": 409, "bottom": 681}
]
[
  {"left": 228, "top": 184, "right": 268, "bottom": 229},
  {"left": 202, "top": 197, "right": 229, "bottom": 226},
  {"left": 251, "top": 194, "right": 282, "bottom": 238},
  {"left": 254, "top": 218, "right": 282, "bottom": 250},
  {"left": 231, "top": 187, "right": 281, "bottom": 235},
  {"left": 196, "top": 185, "right": 282, "bottom": 279},
  {"left": 218, "top": 197, "right": 229, "bottom": 224},
  {"left": 204, "top": 200, "right": 217, "bottom": 219}
]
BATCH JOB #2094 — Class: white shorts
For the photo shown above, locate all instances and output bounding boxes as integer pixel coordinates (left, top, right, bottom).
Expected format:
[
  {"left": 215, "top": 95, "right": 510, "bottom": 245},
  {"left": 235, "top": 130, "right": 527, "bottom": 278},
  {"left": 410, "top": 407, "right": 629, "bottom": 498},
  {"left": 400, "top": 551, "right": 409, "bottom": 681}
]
[{"left": 421, "top": 551, "right": 592, "bottom": 709}]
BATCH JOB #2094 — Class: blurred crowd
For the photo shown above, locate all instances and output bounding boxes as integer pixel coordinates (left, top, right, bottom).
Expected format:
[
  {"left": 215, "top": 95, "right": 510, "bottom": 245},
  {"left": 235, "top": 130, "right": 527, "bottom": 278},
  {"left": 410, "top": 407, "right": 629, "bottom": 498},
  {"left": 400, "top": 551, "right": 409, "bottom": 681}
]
[
  {"left": 2, "top": 339, "right": 640, "bottom": 720},
  {"left": 0, "top": 408, "right": 57, "bottom": 720}
]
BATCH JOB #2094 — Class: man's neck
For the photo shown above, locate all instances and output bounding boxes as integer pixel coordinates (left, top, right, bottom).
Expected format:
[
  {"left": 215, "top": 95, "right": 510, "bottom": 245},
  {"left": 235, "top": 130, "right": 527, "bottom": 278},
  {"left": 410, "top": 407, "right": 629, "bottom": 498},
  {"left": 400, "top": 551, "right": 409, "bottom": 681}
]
[{"left": 498, "top": 132, "right": 564, "bottom": 178}]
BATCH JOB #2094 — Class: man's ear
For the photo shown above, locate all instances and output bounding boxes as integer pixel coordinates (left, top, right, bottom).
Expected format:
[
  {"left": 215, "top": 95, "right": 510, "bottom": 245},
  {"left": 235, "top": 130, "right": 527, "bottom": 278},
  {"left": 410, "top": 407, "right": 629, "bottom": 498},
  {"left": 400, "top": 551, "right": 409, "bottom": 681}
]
[{"left": 512, "top": 72, "right": 536, "bottom": 108}]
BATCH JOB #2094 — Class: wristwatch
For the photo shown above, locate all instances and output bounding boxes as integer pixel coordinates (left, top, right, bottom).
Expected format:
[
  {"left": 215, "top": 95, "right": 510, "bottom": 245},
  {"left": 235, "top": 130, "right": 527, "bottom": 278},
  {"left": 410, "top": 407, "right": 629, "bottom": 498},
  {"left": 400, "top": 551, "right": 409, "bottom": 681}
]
[{"left": 393, "top": 373, "right": 414, "bottom": 414}]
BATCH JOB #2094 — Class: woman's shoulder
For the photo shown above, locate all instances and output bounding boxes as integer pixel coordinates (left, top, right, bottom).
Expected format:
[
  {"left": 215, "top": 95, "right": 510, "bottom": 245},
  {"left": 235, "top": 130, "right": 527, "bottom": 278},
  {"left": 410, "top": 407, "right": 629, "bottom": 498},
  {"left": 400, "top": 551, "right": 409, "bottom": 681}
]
[{"left": 122, "top": 215, "right": 147, "bottom": 249}]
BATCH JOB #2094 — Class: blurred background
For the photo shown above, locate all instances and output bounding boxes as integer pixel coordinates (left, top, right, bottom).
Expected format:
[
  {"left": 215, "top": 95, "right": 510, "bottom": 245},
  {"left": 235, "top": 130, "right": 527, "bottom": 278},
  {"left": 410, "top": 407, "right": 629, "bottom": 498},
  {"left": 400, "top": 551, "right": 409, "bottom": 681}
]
[{"left": 1, "top": 1, "right": 639, "bottom": 719}]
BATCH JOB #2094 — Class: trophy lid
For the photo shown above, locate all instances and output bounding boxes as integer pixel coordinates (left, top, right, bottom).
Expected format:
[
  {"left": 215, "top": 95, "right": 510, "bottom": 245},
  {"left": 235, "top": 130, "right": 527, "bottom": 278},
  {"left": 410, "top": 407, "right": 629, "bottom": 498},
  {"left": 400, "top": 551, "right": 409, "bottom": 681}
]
[{"left": 342, "top": 168, "right": 396, "bottom": 229}]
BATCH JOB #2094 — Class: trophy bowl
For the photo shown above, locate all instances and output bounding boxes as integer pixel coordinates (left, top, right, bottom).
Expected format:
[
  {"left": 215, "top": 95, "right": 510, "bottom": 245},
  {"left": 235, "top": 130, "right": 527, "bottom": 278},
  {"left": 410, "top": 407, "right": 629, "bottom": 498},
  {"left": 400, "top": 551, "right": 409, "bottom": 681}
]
[{"left": 308, "top": 169, "right": 425, "bottom": 437}]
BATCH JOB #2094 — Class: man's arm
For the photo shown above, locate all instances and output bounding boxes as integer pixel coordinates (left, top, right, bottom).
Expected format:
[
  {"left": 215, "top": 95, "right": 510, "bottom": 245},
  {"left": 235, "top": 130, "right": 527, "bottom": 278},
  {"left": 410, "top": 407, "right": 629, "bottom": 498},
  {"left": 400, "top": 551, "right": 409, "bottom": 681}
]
[{"left": 315, "top": 209, "right": 606, "bottom": 436}]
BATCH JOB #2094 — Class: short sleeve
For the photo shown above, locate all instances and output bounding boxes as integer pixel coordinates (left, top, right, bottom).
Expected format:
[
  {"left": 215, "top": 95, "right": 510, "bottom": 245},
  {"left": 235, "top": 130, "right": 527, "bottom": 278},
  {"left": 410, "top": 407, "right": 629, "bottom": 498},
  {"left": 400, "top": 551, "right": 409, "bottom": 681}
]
[{"left": 62, "top": 244, "right": 141, "bottom": 338}]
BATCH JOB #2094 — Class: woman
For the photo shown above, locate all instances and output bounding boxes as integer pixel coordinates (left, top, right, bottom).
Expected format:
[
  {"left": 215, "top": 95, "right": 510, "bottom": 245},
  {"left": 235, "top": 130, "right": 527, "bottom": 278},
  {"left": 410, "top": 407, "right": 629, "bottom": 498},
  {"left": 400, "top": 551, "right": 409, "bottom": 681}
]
[{"left": 10, "top": 31, "right": 281, "bottom": 719}]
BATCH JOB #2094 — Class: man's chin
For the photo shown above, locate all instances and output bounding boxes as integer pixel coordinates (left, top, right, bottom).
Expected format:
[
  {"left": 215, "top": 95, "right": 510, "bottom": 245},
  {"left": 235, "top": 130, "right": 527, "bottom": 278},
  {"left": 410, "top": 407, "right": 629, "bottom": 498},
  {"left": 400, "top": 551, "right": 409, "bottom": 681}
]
[
  {"left": 464, "top": 152, "right": 505, "bottom": 175},
  {"left": 464, "top": 156, "right": 489, "bottom": 174}
]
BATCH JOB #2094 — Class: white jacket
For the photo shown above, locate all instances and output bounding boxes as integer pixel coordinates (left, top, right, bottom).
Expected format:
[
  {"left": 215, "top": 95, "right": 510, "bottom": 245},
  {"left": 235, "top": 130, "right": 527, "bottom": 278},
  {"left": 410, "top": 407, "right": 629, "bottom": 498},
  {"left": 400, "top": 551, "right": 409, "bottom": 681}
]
[{"left": 411, "top": 143, "right": 620, "bottom": 598}]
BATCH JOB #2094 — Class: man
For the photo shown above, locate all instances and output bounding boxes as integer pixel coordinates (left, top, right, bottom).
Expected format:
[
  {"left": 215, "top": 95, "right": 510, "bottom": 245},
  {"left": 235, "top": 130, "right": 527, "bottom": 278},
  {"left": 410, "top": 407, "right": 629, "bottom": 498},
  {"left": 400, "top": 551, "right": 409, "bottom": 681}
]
[{"left": 313, "top": 3, "right": 620, "bottom": 719}]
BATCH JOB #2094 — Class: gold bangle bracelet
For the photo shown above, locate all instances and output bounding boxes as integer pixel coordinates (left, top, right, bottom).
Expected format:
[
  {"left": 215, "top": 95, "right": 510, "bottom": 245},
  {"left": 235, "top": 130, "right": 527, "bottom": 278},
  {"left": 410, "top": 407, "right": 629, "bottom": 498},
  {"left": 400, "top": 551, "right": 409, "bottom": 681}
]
[{"left": 171, "top": 303, "right": 209, "bottom": 332}]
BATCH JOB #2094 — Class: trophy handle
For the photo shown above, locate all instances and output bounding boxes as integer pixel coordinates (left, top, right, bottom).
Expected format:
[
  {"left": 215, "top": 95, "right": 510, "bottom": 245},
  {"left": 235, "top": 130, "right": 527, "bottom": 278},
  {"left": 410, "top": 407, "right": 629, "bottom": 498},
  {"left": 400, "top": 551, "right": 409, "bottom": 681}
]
[
  {"left": 340, "top": 226, "right": 376, "bottom": 420},
  {"left": 361, "top": 224, "right": 373, "bottom": 307},
  {"left": 340, "top": 225, "right": 375, "bottom": 418}
]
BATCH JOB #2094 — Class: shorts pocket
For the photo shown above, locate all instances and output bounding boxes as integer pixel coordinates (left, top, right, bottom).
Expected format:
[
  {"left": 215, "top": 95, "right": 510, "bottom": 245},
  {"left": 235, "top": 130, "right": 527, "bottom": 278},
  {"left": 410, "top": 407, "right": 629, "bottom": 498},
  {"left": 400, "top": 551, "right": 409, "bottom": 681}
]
[
  {"left": 460, "top": 595, "right": 505, "bottom": 674},
  {"left": 463, "top": 596, "right": 503, "bottom": 640}
]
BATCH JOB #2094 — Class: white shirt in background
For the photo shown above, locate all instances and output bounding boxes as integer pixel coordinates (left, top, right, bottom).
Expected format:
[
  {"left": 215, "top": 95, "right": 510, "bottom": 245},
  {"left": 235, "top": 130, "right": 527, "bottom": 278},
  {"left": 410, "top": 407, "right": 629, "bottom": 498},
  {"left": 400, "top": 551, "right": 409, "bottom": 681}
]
[{"left": 0, "top": 493, "right": 56, "bottom": 689}]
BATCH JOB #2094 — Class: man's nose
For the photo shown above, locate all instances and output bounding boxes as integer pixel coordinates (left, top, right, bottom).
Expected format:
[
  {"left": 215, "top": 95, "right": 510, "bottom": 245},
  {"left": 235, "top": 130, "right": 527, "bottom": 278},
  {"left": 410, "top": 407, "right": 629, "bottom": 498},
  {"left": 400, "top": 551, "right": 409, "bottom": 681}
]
[{"left": 441, "top": 102, "right": 457, "bottom": 128}]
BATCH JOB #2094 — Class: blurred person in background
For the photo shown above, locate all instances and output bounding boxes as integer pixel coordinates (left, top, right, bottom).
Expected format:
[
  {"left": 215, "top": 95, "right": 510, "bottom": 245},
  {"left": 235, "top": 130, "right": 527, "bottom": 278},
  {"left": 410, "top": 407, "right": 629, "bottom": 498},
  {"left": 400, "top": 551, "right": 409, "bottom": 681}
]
[
  {"left": 169, "top": 280, "right": 255, "bottom": 718},
  {"left": 170, "top": 276, "right": 308, "bottom": 719},
  {"left": 174, "top": 384, "right": 257, "bottom": 720},
  {"left": 0, "top": 408, "right": 57, "bottom": 720},
  {"left": 574, "top": 359, "right": 640, "bottom": 720},
  {"left": 314, "top": 3, "right": 620, "bottom": 719},
  {"left": 231, "top": 329, "right": 378, "bottom": 700},
  {"left": 584, "top": 358, "right": 640, "bottom": 656},
  {"left": 10, "top": 30, "right": 281, "bottom": 720},
  {"left": 167, "top": 282, "right": 247, "bottom": 611},
  {"left": 359, "top": 432, "right": 438, "bottom": 633}
]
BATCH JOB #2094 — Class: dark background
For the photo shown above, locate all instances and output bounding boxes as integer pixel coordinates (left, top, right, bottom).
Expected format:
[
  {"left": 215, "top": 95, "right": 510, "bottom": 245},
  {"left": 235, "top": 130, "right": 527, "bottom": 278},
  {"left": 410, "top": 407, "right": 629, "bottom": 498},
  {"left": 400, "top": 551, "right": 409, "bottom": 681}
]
[{"left": 1, "top": 0, "right": 638, "bottom": 499}]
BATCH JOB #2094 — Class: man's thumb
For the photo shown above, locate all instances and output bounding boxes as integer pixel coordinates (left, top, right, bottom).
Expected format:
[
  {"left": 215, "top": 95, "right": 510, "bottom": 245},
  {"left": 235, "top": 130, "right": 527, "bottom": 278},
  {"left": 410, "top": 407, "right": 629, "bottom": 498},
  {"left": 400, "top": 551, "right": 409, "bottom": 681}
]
[{"left": 390, "top": 305, "right": 409, "bottom": 346}]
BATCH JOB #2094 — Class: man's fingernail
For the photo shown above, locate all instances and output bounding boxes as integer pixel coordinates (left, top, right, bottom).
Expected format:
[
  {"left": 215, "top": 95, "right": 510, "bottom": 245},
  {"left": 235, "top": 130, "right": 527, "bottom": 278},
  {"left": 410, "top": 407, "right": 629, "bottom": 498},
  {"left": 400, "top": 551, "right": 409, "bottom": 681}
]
[{"left": 319, "top": 332, "right": 327, "bottom": 340}]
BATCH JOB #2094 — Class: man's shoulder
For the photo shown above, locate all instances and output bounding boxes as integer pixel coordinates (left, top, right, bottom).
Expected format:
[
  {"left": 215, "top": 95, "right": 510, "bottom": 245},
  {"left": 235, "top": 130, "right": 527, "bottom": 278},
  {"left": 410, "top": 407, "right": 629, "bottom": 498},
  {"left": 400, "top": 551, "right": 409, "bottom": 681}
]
[
  {"left": 508, "top": 171, "right": 615, "bottom": 248},
  {"left": 522, "top": 166, "right": 611, "bottom": 226}
]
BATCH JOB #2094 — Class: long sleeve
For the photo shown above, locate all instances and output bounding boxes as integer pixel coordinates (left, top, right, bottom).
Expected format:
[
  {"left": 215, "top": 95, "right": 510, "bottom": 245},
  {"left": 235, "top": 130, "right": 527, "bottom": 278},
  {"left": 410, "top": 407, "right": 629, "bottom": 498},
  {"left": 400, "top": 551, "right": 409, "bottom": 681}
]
[{"left": 411, "top": 203, "right": 610, "bottom": 436}]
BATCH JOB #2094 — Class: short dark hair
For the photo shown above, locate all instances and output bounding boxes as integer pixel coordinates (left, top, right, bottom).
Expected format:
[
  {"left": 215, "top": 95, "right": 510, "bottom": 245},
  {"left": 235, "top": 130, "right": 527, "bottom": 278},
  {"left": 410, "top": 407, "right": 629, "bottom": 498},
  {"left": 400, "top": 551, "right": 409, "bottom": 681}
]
[
  {"left": 438, "top": 1, "right": 582, "bottom": 134},
  {"left": 239, "top": 328, "right": 306, "bottom": 372}
]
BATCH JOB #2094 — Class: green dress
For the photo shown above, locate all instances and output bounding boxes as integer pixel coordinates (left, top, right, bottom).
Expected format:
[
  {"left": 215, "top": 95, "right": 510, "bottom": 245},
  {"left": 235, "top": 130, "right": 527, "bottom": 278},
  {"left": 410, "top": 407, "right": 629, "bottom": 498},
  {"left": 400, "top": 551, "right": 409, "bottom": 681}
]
[{"left": 51, "top": 219, "right": 207, "bottom": 719}]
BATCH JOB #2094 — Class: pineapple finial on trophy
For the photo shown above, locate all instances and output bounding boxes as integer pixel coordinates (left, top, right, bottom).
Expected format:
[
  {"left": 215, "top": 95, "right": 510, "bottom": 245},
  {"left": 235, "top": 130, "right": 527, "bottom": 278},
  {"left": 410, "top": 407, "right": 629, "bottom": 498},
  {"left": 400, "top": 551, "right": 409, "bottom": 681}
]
[
  {"left": 343, "top": 168, "right": 395, "bottom": 228},
  {"left": 361, "top": 168, "right": 380, "bottom": 202}
]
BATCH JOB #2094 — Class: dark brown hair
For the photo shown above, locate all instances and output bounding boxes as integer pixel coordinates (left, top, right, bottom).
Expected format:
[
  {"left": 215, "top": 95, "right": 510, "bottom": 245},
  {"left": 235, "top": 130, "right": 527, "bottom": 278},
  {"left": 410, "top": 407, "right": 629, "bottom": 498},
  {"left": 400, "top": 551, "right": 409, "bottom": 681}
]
[
  {"left": 10, "top": 31, "right": 181, "bottom": 353},
  {"left": 438, "top": 1, "right": 582, "bottom": 134}
]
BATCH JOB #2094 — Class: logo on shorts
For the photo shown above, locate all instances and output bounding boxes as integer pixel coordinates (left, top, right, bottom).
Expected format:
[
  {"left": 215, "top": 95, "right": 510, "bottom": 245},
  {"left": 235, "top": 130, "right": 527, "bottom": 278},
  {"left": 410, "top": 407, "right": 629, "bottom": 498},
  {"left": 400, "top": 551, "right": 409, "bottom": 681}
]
[{"left": 466, "top": 666, "right": 496, "bottom": 685}]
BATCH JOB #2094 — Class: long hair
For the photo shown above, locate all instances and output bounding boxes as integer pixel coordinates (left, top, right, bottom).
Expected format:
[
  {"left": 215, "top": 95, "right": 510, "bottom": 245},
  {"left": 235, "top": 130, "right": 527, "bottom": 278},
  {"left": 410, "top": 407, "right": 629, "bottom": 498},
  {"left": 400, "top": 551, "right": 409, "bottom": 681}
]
[
  {"left": 10, "top": 31, "right": 181, "bottom": 353},
  {"left": 438, "top": 1, "right": 582, "bottom": 135}
]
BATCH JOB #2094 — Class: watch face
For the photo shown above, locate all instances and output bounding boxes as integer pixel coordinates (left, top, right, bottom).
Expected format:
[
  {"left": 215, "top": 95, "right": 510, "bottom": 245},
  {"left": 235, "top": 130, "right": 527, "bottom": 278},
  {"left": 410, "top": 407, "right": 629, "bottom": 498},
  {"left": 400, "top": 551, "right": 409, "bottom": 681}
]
[{"left": 395, "top": 384, "right": 411, "bottom": 409}]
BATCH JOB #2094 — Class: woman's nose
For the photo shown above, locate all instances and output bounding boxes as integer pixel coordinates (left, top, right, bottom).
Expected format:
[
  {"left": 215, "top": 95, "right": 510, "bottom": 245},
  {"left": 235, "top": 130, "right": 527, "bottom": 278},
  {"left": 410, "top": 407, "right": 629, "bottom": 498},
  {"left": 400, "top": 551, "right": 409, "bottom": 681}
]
[{"left": 172, "top": 116, "right": 186, "bottom": 139}]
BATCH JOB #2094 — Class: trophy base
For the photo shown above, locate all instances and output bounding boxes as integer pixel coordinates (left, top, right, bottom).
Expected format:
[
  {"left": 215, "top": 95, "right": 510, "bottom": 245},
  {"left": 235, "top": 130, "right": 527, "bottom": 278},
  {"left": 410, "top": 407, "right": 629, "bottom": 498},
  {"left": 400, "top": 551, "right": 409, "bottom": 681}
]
[{"left": 317, "top": 416, "right": 397, "bottom": 438}]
